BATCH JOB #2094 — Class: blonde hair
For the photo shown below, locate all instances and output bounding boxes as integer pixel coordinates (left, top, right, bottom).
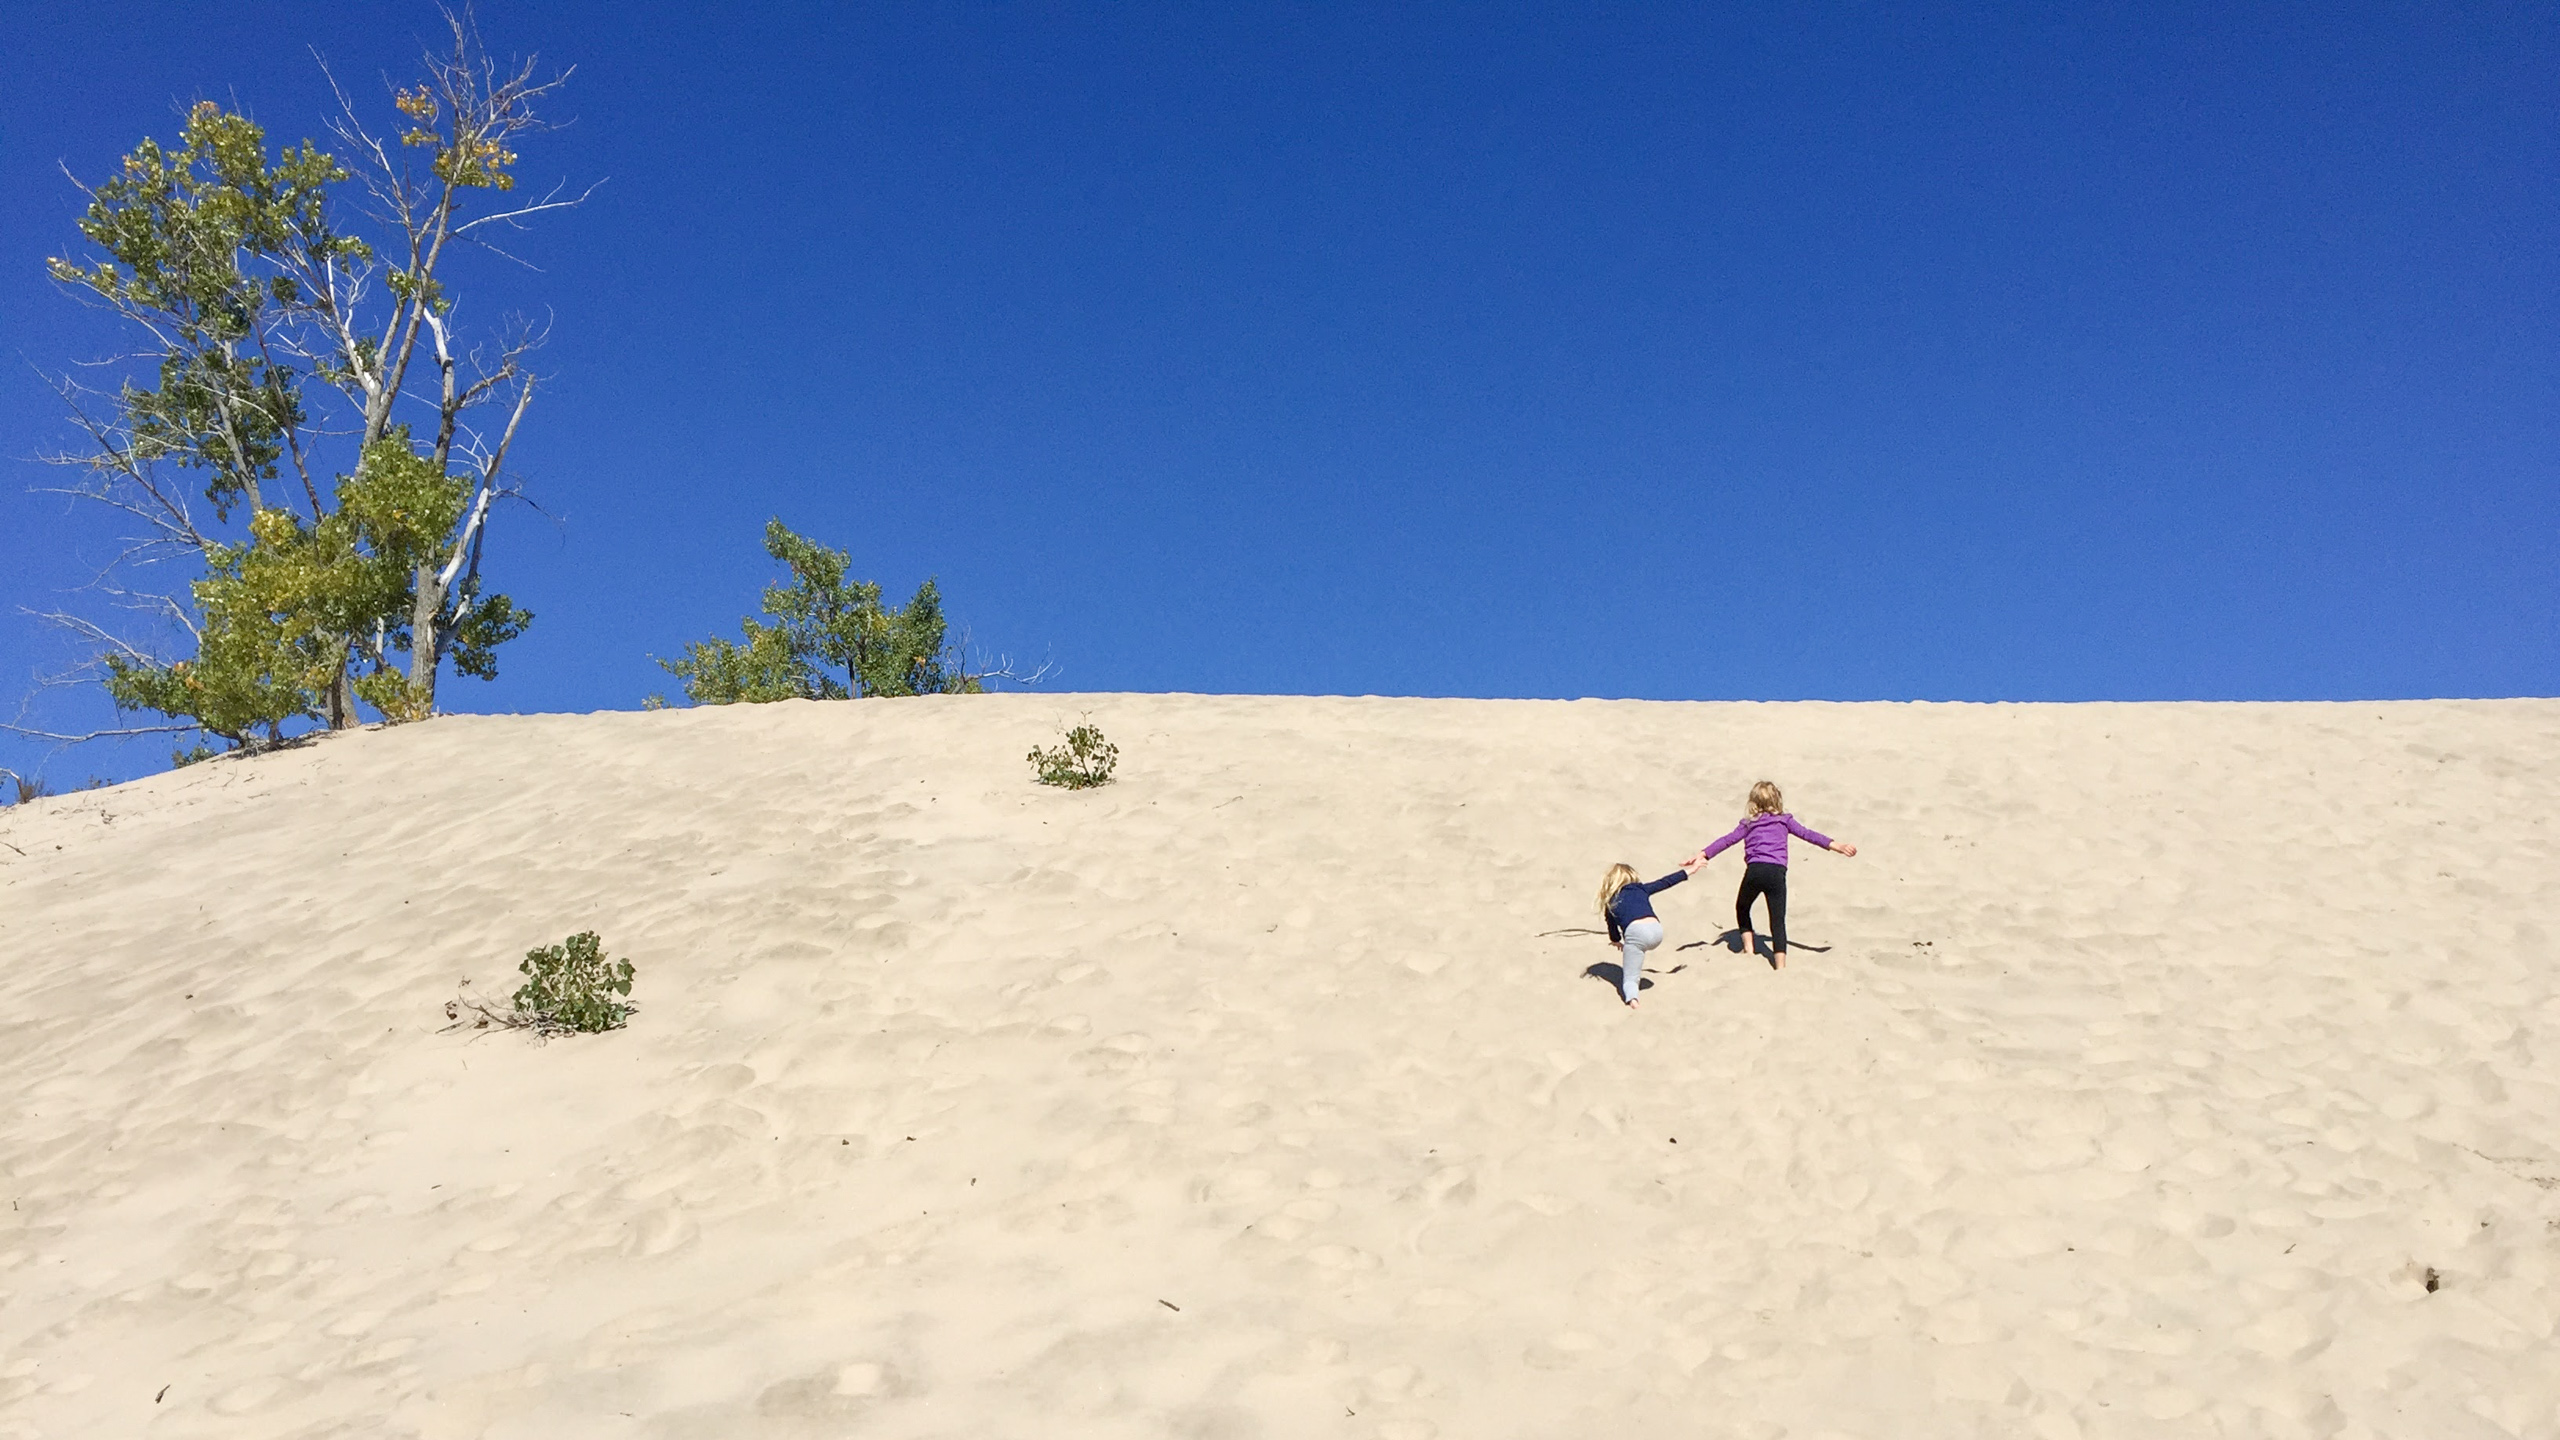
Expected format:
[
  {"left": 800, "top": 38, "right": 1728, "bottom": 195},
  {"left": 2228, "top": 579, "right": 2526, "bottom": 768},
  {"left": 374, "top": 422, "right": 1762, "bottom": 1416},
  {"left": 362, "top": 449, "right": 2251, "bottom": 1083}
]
[
  {"left": 1597, "top": 863, "right": 1640, "bottom": 922},
  {"left": 1748, "top": 780, "right": 1784, "bottom": 815}
]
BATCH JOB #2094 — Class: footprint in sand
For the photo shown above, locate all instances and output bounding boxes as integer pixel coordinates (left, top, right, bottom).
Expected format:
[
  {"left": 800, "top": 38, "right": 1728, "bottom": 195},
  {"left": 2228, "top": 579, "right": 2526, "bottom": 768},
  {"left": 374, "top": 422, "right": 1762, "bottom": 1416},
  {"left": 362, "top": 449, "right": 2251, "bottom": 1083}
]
[
  {"left": 622, "top": 1207, "right": 697, "bottom": 1258},
  {"left": 755, "top": 1362, "right": 912, "bottom": 1419},
  {"left": 1522, "top": 1331, "right": 1611, "bottom": 1370},
  {"left": 1362, "top": 1363, "right": 1417, "bottom": 1396},
  {"left": 1930, "top": 1351, "right": 2026, "bottom": 1405},
  {"left": 2159, "top": 1206, "right": 2236, "bottom": 1239},
  {"left": 322, "top": 1310, "right": 386, "bottom": 1337},
  {"left": 2378, "top": 1090, "right": 2432, "bottom": 1120},
  {"left": 1280, "top": 1336, "right": 1349, "bottom": 1371},
  {"left": 348, "top": 1337, "right": 417, "bottom": 1370},
  {"left": 1208, "top": 1167, "right": 1272, "bottom": 1200},
  {"left": 1070, "top": 1134, "right": 1131, "bottom": 1172},
  {"left": 691, "top": 1063, "right": 757, "bottom": 1095},
  {"left": 1079, "top": 1033, "right": 1152, "bottom": 1074},
  {"left": 2234, "top": 1306, "right": 2330, "bottom": 1360},
  {"left": 2138, "top": 1385, "right": 2205, "bottom": 1420},
  {"left": 210, "top": 1376, "right": 297, "bottom": 1415},
  {"left": 1255, "top": 1196, "right": 1339, "bottom": 1242},
  {"left": 1419, "top": 1166, "right": 1474, "bottom": 1206}
]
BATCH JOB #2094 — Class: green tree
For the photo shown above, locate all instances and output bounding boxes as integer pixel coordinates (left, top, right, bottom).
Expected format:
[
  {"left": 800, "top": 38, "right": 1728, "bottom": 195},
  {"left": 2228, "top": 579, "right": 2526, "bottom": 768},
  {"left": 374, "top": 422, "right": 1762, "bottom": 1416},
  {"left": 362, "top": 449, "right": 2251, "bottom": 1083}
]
[
  {"left": 19, "top": 11, "right": 581, "bottom": 755},
  {"left": 659, "top": 520, "right": 987, "bottom": 704}
]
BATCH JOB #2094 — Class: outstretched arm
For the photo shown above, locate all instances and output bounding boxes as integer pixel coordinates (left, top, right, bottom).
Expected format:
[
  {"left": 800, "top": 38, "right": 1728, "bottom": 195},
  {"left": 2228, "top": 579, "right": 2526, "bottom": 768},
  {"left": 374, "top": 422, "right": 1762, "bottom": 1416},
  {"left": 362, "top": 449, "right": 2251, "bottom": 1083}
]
[
  {"left": 1786, "top": 815, "right": 1853, "bottom": 856},
  {"left": 1697, "top": 822, "right": 1746, "bottom": 864}
]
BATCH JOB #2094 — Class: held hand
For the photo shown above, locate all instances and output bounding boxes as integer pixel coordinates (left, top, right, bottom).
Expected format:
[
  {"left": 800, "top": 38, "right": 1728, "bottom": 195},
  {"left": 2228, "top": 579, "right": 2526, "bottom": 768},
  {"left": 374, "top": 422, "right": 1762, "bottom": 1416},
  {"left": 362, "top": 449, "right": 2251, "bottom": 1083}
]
[
  {"left": 1679, "top": 855, "right": 1704, "bottom": 875},
  {"left": 1833, "top": 841, "right": 1858, "bottom": 858}
]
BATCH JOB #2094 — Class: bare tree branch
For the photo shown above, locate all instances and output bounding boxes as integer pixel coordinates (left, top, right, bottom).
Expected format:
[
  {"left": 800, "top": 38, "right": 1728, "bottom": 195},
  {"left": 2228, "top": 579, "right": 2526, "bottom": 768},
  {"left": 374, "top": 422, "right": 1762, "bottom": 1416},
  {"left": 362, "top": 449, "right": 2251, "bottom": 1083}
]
[
  {"left": 452, "top": 176, "right": 605, "bottom": 236},
  {"left": 24, "top": 608, "right": 166, "bottom": 666},
  {"left": 958, "top": 629, "right": 1059, "bottom": 691},
  {"left": 0, "top": 720, "right": 201, "bottom": 743}
]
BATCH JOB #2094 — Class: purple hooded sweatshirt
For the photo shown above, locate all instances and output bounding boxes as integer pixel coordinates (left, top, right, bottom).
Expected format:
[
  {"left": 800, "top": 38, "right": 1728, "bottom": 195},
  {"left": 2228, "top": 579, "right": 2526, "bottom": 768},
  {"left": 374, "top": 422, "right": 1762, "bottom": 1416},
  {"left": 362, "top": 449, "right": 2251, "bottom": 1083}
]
[{"left": 1701, "top": 812, "right": 1833, "bottom": 867}]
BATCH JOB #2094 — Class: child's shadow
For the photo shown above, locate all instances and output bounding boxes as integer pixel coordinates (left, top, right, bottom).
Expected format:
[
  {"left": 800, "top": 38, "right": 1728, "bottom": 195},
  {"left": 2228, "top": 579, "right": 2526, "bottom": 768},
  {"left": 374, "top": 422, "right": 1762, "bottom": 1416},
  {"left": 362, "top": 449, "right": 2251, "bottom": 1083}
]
[
  {"left": 1583, "top": 960, "right": 1688, "bottom": 996},
  {"left": 1676, "top": 930, "right": 1833, "bottom": 971}
]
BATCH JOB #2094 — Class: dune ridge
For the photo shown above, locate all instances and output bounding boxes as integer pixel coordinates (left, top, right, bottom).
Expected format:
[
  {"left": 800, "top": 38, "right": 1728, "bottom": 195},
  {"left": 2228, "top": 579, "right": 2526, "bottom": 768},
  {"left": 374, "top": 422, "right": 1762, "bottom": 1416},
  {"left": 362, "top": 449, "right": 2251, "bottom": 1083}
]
[{"left": 3, "top": 694, "right": 2556, "bottom": 1439}]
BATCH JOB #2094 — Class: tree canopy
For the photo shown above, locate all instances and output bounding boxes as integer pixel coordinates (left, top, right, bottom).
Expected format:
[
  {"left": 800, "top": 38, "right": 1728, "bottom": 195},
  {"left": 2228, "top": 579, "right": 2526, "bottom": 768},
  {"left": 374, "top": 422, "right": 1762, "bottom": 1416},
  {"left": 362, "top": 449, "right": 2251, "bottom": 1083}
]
[
  {"left": 658, "top": 521, "right": 982, "bottom": 704},
  {"left": 25, "top": 12, "right": 576, "bottom": 755}
]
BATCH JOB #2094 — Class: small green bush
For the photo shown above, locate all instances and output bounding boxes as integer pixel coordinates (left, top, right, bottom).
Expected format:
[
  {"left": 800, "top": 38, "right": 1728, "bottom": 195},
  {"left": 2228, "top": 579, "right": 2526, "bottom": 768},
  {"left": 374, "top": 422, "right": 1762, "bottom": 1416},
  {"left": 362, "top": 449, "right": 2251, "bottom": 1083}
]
[
  {"left": 1029, "top": 722, "right": 1118, "bottom": 789},
  {"left": 512, "top": 931, "right": 636, "bottom": 1034},
  {"left": 657, "top": 519, "right": 984, "bottom": 703}
]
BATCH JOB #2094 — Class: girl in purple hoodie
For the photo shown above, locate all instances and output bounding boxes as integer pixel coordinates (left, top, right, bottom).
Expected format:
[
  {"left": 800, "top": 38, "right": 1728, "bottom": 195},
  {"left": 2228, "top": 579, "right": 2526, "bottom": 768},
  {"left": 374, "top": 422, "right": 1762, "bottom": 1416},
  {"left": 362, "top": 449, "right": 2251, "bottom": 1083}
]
[{"left": 1696, "top": 781, "right": 1857, "bottom": 969}]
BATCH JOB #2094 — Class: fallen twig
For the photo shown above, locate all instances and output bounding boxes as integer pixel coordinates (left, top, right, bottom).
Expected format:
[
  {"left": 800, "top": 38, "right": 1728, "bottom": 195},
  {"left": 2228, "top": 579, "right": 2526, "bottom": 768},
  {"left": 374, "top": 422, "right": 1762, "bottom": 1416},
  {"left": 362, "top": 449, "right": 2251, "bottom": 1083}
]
[
  {"left": 441, "top": 982, "right": 551, "bottom": 1040},
  {"left": 440, "top": 978, "right": 635, "bottom": 1041}
]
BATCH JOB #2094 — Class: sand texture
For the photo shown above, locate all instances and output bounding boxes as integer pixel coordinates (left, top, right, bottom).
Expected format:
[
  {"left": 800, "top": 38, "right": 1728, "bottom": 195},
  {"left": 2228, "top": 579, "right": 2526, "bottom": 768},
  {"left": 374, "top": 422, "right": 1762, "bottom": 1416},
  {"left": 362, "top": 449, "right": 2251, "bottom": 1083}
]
[{"left": 3, "top": 695, "right": 2557, "bottom": 1439}]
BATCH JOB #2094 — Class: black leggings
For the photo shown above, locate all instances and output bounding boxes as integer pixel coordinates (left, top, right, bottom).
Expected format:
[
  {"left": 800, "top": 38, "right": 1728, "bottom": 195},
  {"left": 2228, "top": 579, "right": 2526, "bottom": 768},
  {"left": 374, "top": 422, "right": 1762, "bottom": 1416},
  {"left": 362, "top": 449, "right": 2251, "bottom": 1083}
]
[{"left": 1736, "top": 862, "right": 1789, "bottom": 952}]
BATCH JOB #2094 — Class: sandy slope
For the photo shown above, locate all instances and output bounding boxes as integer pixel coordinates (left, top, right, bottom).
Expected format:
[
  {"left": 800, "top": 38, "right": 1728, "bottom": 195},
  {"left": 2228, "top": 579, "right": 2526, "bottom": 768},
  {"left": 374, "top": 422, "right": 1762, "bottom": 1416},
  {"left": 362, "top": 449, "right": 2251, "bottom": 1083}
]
[{"left": 2, "top": 695, "right": 2556, "bottom": 1440}]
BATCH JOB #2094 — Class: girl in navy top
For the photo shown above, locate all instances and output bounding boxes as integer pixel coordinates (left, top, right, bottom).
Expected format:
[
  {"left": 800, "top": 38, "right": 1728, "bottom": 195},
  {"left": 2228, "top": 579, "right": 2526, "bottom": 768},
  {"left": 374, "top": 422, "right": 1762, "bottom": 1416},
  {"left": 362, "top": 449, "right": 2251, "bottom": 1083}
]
[
  {"left": 1598, "top": 855, "right": 1703, "bottom": 1007},
  {"left": 1694, "top": 781, "right": 1857, "bottom": 969}
]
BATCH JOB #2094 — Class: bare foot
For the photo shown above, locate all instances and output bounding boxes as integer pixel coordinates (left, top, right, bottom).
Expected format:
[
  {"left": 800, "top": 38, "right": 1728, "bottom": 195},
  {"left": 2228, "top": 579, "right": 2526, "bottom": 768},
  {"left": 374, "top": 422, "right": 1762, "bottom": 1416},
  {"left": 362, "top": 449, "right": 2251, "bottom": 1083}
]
[
  {"left": 1624, "top": 997, "right": 1641, "bottom": 1009},
  {"left": 1772, "top": 951, "right": 1788, "bottom": 971}
]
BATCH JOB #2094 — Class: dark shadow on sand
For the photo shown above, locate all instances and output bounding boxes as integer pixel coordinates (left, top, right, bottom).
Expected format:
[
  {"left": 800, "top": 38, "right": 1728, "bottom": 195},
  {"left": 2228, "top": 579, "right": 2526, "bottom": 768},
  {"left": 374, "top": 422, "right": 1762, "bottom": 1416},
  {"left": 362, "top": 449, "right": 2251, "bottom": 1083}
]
[
  {"left": 1583, "top": 960, "right": 1687, "bottom": 996},
  {"left": 1675, "top": 929, "right": 1833, "bottom": 956}
]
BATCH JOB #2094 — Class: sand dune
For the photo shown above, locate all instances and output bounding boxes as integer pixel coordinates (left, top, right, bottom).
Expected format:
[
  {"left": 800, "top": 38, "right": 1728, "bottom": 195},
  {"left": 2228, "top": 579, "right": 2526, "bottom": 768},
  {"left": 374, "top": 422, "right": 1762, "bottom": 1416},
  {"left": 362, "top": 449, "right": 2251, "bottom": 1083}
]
[{"left": 3, "top": 695, "right": 2556, "bottom": 1439}]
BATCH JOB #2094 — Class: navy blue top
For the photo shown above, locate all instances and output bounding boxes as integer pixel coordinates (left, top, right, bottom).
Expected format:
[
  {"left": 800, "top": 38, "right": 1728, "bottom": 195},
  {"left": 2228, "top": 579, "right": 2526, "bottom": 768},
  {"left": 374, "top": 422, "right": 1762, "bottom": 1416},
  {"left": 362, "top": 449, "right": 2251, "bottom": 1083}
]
[{"left": 1605, "top": 871, "right": 1687, "bottom": 944}]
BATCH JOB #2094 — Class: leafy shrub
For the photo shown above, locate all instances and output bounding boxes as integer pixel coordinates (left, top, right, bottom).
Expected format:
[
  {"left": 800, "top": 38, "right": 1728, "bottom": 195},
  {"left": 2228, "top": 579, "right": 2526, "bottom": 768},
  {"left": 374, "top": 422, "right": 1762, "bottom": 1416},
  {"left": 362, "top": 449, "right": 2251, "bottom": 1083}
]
[
  {"left": 511, "top": 931, "right": 636, "bottom": 1034},
  {"left": 1029, "top": 722, "right": 1118, "bottom": 789},
  {"left": 658, "top": 520, "right": 982, "bottom": 703}
]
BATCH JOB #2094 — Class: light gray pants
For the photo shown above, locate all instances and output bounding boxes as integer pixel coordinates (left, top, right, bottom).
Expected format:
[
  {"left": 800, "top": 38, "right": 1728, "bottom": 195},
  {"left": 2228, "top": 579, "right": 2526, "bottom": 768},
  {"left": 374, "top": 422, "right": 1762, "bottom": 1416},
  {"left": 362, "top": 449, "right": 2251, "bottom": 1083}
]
[{"left": 1619, "top": 918, "right": 1663, "bottom": 1002}]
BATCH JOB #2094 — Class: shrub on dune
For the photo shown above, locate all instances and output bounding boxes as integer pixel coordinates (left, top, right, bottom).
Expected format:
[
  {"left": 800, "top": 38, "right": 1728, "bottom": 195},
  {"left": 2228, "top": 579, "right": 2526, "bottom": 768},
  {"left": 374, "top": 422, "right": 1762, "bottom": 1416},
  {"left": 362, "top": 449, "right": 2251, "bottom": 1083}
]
[
  {"left": 512, "top": 932, "right": 635, "bottom": 1034},
  {"left": 445, "top": 931, "right": 635, "bottom": 1037},
  {"left": 1029, "top": 722, "right": 1118, "bottom": 789}
]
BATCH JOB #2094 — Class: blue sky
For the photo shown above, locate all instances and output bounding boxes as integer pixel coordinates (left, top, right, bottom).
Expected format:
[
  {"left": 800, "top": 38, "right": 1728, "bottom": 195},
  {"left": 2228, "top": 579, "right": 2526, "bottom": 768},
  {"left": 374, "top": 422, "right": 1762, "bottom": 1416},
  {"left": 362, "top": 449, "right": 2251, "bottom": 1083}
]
[{"left": 4, "top": 2, "right": 2556, "bottom": 783}]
